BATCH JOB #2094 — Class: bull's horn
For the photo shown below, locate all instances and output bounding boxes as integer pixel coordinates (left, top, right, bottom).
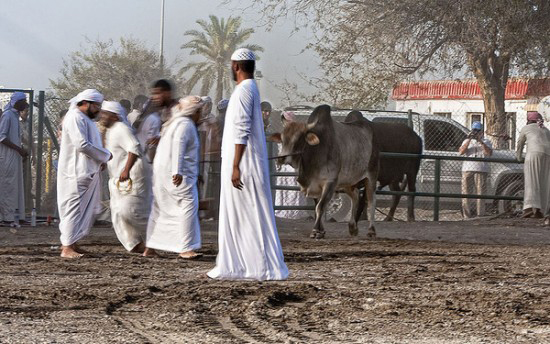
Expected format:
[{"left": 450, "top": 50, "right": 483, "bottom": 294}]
[{"left": 307, "top": 119, "right": 318, "bottom": 130}]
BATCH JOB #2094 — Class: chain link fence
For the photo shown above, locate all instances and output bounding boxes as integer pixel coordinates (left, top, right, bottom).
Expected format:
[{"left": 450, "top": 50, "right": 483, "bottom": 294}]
[
  {"left": 269, "top": 109, "right": 524, "bottom": 222},
  {"left": 1, "top": 88, "right": 525, "bottom": 222}
]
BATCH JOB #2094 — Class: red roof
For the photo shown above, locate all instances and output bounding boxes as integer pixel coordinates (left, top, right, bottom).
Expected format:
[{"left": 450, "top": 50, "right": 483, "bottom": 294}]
[{"left": 392, "top": 78, "right": 550, "bottom": 100}]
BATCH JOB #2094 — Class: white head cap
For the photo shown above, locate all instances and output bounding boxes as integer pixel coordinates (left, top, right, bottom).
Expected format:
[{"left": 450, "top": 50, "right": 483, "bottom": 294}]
[
  {"left": 231, "top": 48, "right": 256, "bottom": 61},
  {"left": 69, "top": 89, "right": 104, "bottom": 109},
  {"left": 102, "top": 100, "right": 132, "bottom": 126}
]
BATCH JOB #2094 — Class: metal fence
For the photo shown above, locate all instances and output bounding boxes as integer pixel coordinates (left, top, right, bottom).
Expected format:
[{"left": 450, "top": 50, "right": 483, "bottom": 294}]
[
  {"left": 269, "top": 109, "right": 525, "bottom": 222},
  {"left": 1, "top": 90, "right": 525, "bottom": 222}
]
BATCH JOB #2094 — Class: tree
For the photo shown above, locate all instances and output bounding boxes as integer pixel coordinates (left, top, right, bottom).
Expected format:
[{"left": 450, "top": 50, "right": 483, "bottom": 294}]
[
  {"left": 180, "top": 15, "right": 263, "bottom": 103},
  {"left": 256, "top": 0, "right": 550, "bottom": 147},
  {"left": 50, "top": 37, "right": 177, "bottom": 101}
]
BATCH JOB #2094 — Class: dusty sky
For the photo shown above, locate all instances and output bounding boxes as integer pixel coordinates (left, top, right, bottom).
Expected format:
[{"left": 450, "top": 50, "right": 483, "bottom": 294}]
[{"left": 0, "top": 0, "right": 321, "bottom": 107}]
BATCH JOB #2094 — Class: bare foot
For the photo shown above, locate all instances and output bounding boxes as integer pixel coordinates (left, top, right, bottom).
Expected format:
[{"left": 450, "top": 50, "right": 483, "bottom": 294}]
[
  {"left": 179, "top": 251, "right": 203, "bottom": 259},
  {"left": 131, "top": 242, "right": 146, "bottom": 254},
  {"left": 143, "top": 248, "right": 160, "bottom": 258},
  {"left": 60, "top": 246, "right": 83, "bottom": 259}
]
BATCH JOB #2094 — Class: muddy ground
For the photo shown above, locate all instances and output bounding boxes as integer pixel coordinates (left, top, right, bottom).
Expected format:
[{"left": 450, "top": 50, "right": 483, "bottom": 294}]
[{"left": 0, "top": 217, "right": 549, "bottom": 344}]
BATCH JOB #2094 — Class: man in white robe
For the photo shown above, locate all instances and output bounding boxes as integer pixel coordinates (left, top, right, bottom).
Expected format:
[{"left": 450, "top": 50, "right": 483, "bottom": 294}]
[
  {"left": 207, "top": 49, "right": 289, "bottom": 281},
  {"left": 133, "top": 80, "right": 177, "bottom": 162},
  {"left": 0, "top": 92, "right": 28, "bottom": 224},
  {"left": 57, "top": 89, "right": 111, "bottom": 258},
  {"left": 145, "top": 96, "right": 204, "bottom": 259},
  {"left": 100, "top": 101, "right": 151, "bottom": 253}
]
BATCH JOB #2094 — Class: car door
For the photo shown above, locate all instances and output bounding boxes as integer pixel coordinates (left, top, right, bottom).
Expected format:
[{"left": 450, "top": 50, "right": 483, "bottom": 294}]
[{"left": 418, "top": 119, "right": 468, "bottom": 196}]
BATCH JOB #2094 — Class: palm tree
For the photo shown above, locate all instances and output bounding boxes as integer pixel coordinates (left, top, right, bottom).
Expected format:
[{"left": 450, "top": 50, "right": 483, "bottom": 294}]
[{"left": 180, "top": 16, "right": 263, "bottom": 103}]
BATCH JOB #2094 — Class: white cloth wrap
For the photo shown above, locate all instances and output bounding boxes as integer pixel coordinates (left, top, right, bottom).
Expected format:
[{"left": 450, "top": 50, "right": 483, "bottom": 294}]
[
  {"left": 207, "top": 79, "right": 288, "bottom": 281},
  {"left": 57, "top": 107, "right": 111, "bottom": 246},
  {"left": 146, "top": 116, "right": 201, "bottom": 253}
]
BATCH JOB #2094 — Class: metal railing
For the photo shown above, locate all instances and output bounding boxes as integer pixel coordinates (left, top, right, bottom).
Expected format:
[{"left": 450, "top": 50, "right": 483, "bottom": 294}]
[{"left": 270, "top": 152, "right": 524, "bottom": 221}]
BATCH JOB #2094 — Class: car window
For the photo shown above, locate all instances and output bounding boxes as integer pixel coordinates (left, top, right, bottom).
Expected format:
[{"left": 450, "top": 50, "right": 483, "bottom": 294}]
[
  {"left": 424, "top": 120, "right": 467, "bottom": 152},
  {"left": 372, "top": 117, "right": 409, "bottom": 126}
]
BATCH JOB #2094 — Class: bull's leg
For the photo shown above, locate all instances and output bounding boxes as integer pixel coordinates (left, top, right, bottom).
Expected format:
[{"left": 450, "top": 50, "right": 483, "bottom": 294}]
[
  {"left": 311, "top": 182, "right": 337, "bottom": 239},
  {"left": 310, "top": 198, "right": 325, "bottom": 238},
  {"left": 366, "top": 172, "right": 377, "bottom": 238},
  {"left": 384, "top": 180, "right": 402, "bottom": 222},
  {"left": 406, "top": 173, "right": 416, "bottom": 222},
  {"left": 355, "top": 183, "right": 368, "bottom": 223},
  {"left": 344, "top": 187, "right": 360, "bottom": 236}
]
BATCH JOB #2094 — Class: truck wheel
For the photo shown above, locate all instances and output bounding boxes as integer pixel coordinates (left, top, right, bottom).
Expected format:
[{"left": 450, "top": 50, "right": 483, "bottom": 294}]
[
  {"left": 498, "top": 180, "right": 524, "bottom": 214},
  {"left": 326, "top": 193, "right": 352, "bottom": 222}
]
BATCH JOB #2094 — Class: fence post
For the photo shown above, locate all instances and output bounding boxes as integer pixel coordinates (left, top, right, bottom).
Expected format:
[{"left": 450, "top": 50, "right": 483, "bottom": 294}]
[
  {"left": 26, "top": 90, "right": 34, "bottom": 211},
  {"left": 433, "top": 158, "right": 441, "bottom": 221},
  {"left": 35, "top": 91, "right": 45, "bottom": 213},
  {"left": 407, "top": 109, "right": 413, "bottom": 129}
]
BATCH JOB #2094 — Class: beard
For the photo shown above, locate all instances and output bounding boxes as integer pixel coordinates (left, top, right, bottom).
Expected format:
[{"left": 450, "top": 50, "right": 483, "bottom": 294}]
[
  {"left": 232, "top": 68, "right": 237, "bottom": 82},
  {"left": 86, "top": 107, "right": 100, "bottom": 119}
]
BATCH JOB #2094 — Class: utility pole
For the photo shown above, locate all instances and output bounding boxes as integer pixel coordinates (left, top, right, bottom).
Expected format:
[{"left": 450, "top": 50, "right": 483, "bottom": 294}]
[{"left": 159, "top": 0, "right": 165, "bottom": 77}]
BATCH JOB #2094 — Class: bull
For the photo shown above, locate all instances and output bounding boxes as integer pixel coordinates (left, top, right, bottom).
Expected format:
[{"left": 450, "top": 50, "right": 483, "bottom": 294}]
[
  {"left": 270, "top": 105, "right": 379, "bottom": 239},
  {"left": 346, "top": 111, "right": 422, "bottom": 222}
]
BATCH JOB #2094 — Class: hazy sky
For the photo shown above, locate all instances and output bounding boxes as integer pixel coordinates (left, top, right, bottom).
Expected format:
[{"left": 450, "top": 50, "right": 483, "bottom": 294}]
[{"left": 0, "top": 0, "right": 321, "bottom": 107}]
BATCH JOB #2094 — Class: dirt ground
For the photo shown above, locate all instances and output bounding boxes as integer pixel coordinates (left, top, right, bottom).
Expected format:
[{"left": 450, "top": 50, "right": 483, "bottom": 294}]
[{"left": 1, "top": 216, "right": 549, "bottom": 344}]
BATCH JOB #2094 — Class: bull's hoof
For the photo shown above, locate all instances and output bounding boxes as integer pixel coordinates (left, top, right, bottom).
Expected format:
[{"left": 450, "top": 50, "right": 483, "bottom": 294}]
[
  {"left": 348, "top": 223, "right": 358, "bottom": 236},
  {"left": 366, "top": 226, "right": 376, "bottom": 239},
  {"left": 407, "top": 217, "right": 416, "bottom": 222},
  {"left": 383, "top": 216, "right": 393, "bottom": 222},
  {"left": 310, "top": 230, "right": 325, "bottom": 239}
]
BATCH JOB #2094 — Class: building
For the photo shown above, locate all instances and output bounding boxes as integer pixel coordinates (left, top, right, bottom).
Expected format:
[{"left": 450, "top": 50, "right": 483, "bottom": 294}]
[{"left": 392, "top": 78, "right": 550, "bottom": 149}]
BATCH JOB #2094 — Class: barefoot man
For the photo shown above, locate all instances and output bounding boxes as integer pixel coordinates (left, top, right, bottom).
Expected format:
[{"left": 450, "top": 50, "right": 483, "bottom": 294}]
[
  {"left": 57, "top": 89, "right": 111, "bottom": 258},
  {"left": 207, "top": 48, "right": 289, "bottom": 280},
  {"left": 145, "top": 96, "right": 205, "bottom": 259},
  {"left": 100, "top": 101, "right": 151, "bottom": 254}
]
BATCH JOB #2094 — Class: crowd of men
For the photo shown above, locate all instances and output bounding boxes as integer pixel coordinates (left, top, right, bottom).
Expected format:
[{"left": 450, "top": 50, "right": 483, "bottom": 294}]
[{"left": 0, "top": 48, "right": 288, "bottom": 281}]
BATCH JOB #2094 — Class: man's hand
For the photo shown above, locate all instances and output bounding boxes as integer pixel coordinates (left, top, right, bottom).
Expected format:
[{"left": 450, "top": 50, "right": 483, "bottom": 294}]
[
  {"left": 232, "top": 166, "right": 243, "bottom": 190},
  {"left": 147, "top": 137, "right": 160, "bottom": 146},
  {"left": 172, "top": 174, "right": 183, "bottom": 186},
  {"left": 119, "top": 169, "right": 130, "bottom": 182},
  {"left": 18, "top": 148, "right": 29, "bottom": 158}
]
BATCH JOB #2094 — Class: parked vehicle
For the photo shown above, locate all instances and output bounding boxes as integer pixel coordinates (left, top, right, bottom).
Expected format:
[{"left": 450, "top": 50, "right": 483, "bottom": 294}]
[{"left": 272, "top": 109, "right": 523, "bottom": 220}]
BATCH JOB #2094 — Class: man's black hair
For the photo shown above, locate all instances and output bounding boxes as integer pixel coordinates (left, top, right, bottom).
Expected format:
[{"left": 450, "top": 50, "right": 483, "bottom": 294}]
[
  {"left": 132, "top": 94, "right": 148, "bottom": 110},
  {"left": 235, "top": 60, "right": 255, "bottom": 74},
  {"left": 152, "top": 79, "right": 172, "bottom": 91},
  {"left": 119, "top": 99, "right": 131, "bottom": 112},
  {"left": 261, "top": 101, "right": 272, "bottom": 112}
]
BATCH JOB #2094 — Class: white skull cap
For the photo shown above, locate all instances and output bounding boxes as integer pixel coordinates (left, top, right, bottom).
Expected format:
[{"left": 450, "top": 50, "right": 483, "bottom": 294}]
[{"left": 230, "top": 48, "right": 256, "bottom": 61}]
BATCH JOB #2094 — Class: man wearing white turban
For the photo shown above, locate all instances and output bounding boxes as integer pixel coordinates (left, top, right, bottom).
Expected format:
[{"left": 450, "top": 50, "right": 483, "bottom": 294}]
[
  {"left": 0, "top": 92, "right": 28, "bottom": 224},
  {"left": 57, "top": 89, "right": 112, "bottom": 258},
  {"left": 207, "top": 48, "right": 289, "bottom": 281},
  {"left": 144, "top": 96, "right": 204, "bottom": 258},
  {"left": 100, "top": 101, "right": 151, "bottom": 253}
]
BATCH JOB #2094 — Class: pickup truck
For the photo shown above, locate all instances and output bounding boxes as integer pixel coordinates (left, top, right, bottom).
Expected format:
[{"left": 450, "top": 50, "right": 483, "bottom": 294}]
[{"left": 271, "top": 109, "right": 524, "bottom": 220}]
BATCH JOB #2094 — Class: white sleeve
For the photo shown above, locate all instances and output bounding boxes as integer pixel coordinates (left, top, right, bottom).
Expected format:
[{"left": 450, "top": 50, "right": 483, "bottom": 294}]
[
  {"left": 147, "top": 114, "right": 162, "bottom": 141},
  {"left": 118, "top": 124, "right": 141, "bottom": 156},
  {"left": 233, "top": 86, "right": 253, "bottom": 145},
  {"left": 65, "top": 114, "right": 111, "bottom": 163},
  {"left": 171, "top": 123, "right": 186, "bottom": 176}
]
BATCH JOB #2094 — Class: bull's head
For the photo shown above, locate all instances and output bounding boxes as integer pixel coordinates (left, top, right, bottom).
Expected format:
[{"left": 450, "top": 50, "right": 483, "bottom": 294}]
[{"left": 268, "top": 119, "right": 319, "bottom": 169}]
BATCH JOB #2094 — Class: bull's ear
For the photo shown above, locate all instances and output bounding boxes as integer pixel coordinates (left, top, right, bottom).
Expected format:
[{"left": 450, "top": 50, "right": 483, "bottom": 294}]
[
  {"left": 306, "top": 133, "right": 320, "bottom": 146},
  {"left": 267, "top": 133, "right": 282, "bottom": 143}
]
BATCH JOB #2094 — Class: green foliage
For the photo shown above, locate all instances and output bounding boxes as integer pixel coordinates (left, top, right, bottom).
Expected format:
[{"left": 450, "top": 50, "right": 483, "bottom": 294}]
[
  {"left": 180, "top": 15, "right": 263, "bottom": 103},
  {"left": 50, "top": 37, "right": 177, "bottom": 101}
]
